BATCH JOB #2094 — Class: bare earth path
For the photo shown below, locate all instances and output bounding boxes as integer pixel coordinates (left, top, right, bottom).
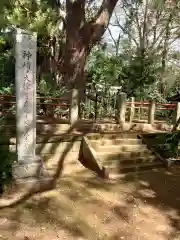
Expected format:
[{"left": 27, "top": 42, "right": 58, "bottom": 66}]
[{"left": 0, "top": 166, "right": 180, "bottom": 240}]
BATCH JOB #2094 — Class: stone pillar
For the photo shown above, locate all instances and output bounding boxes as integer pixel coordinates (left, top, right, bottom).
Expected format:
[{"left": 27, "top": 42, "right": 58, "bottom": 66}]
[
  {"left": 128, "top": 97, "right": 135, "bottom": 123},
  {"left": 14, "top": 29, "right": 48, "bottom": 181},
  {"left": 116, "top": 92, "right": 126, "bottom": 124},
  {"left": 173, "top": 102, "right": 180, "bottom": 125},
  {"left": 148, "top": 100, "right": 155, "bottom": 124},
  {"left": 69, "top": 88, "right": 79, "bottom": 126}
]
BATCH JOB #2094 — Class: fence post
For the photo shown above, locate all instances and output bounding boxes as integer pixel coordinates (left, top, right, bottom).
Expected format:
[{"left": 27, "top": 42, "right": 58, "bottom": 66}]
[
  {"left": 69, "top": 88, "right": 79, "bottom": 126},
  {"left": 128, "top": 97, "right": 135, "bottom": 123},
  {"left": 148, "top": 99, "right": 155, "bottom": 124},
  {"left": 116, "top": 92, "right": 127, "bottom": 124},
  {"left": 173, "top": 102, "right": 180, "bottom": 125},
  {"left": 140, "top": 99, "right": 144, "bottom": 121}
]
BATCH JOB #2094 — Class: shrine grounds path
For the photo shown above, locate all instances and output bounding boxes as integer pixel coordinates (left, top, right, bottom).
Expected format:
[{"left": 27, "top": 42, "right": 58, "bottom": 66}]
[{"left": 0, "top": 165, "right": 180, "bottom": 240}]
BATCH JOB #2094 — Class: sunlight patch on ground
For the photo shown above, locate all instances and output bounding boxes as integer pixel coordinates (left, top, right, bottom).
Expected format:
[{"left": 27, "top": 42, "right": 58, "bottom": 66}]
[{"left": 0, "top": 168, "right": 180, "bottom": 239}]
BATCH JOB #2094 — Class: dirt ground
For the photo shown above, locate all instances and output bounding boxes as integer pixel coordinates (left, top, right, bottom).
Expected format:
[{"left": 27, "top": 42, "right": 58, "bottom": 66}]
[{"left": 0, "top": 166, "right": 180, "bottom": 240}]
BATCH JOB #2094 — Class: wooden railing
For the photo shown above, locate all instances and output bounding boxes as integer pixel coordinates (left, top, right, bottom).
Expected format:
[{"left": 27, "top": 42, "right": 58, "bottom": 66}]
[
  {"left": 0, "top": 94, "right": 70, "bottom": 119},
  {"left": 118, "top": 94, "right": 178, "bottom": 124},
  {"left": 0, "top": 90, "right": 179, "bottom": 125}
]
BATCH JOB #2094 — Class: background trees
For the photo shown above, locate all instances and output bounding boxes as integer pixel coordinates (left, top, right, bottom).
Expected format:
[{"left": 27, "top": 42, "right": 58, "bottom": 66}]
[
  {"left": 103, "top": 0, "right": 180, "bottom": 101},
  {"left": 0, "top": 0, "right": 180, "bottom": 103}
]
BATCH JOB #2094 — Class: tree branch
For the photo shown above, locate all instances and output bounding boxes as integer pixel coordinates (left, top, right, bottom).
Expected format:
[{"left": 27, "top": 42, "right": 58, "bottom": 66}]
[
  {"left": 151, "top": 27, "right": 168, "bottom": 48},
  {"left": 107, "top": 27, "right": 121, "bottom": 56},
  {"left": 134, "top": 13, "right": 142, "bottom": 41},
  {"left": 116, "top": 31, "right": 121, "bottom": 56},
  {"left": 110, "top": 22, "right": 139, "bottom": 47},
  {"left": 169, "top": 34, "right": 180, "bottom": 45},
  {"left": 142, "top": 0, "right": 148, "bottom": 41},
  {"left": 107, "top": 27, "right": 117, "bottom": 48},
  {"left": 88, "top": 0, "right": 119, "bottom": 45},
  {"left": 151, "top": 9, "right": 175, "bottom": 48}
]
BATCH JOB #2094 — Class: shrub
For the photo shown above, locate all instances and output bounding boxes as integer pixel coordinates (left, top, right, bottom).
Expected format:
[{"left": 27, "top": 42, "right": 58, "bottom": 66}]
[{"left": 0, "top": 115, "right": 16, "bottom": 194}]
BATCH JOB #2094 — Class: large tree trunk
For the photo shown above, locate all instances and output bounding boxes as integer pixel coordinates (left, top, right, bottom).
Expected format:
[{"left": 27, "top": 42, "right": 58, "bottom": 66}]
[
  {"left": 63, "top": 41, "right": 88, "bottom": 101},
  {"left": 62, "top": 1, "right": 88, "bottom": 101},
  {"left": 61, "top": 0, "right": 118, "bottom": 102}
]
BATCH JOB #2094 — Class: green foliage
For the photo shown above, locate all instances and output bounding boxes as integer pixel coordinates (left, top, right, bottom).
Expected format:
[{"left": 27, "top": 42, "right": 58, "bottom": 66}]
[
  {"left": 5, "top": 0, "right": 59, "bottom": 34},
  {"left": 38, "top": 77, "right": 66, "bottom": 97},
  {"left": 87, "top": 46, "right": 157, "bottom": 98},
  {"left": 4, "top": 0, "right": 66, "bottom": 86},
  {"left": 0, "top": 0, "right": 11, "bottom": 29},
  {"left": 87, "top": 45, "right": 125, "bottom": 89},
  {"left": 0, "top": 84, "right": 14, "bottom": 95},
  {"left": 144, "top": 132, "right": 180, "bottom": 159},
  {"left": 0, "top": 115, "right": 16, "bottom": 193},
  {"left": 38, "top": 77, "right": 68, "bottom": 117},
  {"left": 39, "top": 77, "right": 52, "bottom": 95},
  {"left": 167, "top": 79, "right": 180, "bottom": 99},
  {"left": 0, "top": 135, "right": 16, "bottom": 190},
  {"left": 0, "top": 52, "right": 15, "bottom": 87},
  {"left": 0, "top": 32, "right": 15, "bottom": 88},
  {"left": 122, "top": 55, "right": 157, "bottom": 98}
]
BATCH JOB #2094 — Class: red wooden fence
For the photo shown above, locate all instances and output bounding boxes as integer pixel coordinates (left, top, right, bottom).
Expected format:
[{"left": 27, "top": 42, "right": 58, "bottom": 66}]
[{"left": 126, "top": 101, "right": 176, "bottom": 111}]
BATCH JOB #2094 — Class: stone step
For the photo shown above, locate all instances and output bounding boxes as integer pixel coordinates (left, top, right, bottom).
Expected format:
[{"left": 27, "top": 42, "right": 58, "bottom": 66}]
[
  {"left": 106, "top": 161, "right": 165, "bottom": 175},
  {"left": 93, "top": 144, "right": 147, "bottom": 153},
  {"left": 45, "top": 161, "right": 85, "bottom": 177},
  {"left": 87, "top": 132, "right": 139, "bottom": 140},
  {"left": 36, "top": 141, "right": 81, "bottom": 155},
  {"left": 97, "top": 149, "right": 152, "bottom": 161},
  {"left": 5, "top": 134, "right": 82, "bottom": 145},
  {"left": 8, "top": 148, "right": 79, "bottom": 166},
  {"left": 6, "top": 135, "right": 141, "bottom": 146},
  {"left": 13, "top": 153, "right": 82, "bottom": 179},
  {"left": 42, "top": 152, "right": 79, "bottom": 164},
  {"left": 9, "top": 141, "right": 81, "bottom": 155},
  {"left": 2, "top": 136, "right": 82, "bottom": 147},
  {"left": 108, "top": 167, "right": 164, "bottom": 181},
  {"left": 1, "top": 123, "right": 70, "bottom": 133},
  {"left": 90, "top": 138, "right": 142, "bottom": 148},
  {"left": 101, "top": 155, "right": 157, "bottom": 167}
]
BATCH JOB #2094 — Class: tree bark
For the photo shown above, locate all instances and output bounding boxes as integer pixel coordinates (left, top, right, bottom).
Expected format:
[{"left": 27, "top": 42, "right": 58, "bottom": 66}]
[{"left": 62, "top": 0, "right": 118, "bottom": 101}]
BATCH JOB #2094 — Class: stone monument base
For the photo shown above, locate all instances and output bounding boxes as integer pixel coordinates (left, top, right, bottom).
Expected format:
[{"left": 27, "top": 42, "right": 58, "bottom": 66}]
[
  {"left": 13, "top": 156, "right": 48, "bottom": 178},
  {"left": 0, "top": 156, "right": 55, "bottom": 208},
  {"left": 12, "top": 155, "right": 54, "bottom": 190}
]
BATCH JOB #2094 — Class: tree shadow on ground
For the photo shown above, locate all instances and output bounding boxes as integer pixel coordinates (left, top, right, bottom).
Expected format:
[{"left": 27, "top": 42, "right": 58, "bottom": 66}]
[
  {"left": 117, "top": 167, "right": 180, "bottom": 239},
  {"left": 1, "top": 165, "right": 180, "bottom": 239},
  {"left": 0, "top": 172, "right": 136, "bottom": 239},
  {"left": 0, "top": 118, "right": 107, "bottom": 238},
  {"left": 0, "top": 119, "right": 103, "bottom": 207},
  {"left": 1, "top": 120, "right": 180, "bottom": 239}
]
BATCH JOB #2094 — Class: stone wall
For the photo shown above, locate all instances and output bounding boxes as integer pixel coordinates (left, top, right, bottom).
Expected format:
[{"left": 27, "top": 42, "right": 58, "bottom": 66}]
[{"left": 7, "top": 135, "right": 83, "bottom": 178}]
